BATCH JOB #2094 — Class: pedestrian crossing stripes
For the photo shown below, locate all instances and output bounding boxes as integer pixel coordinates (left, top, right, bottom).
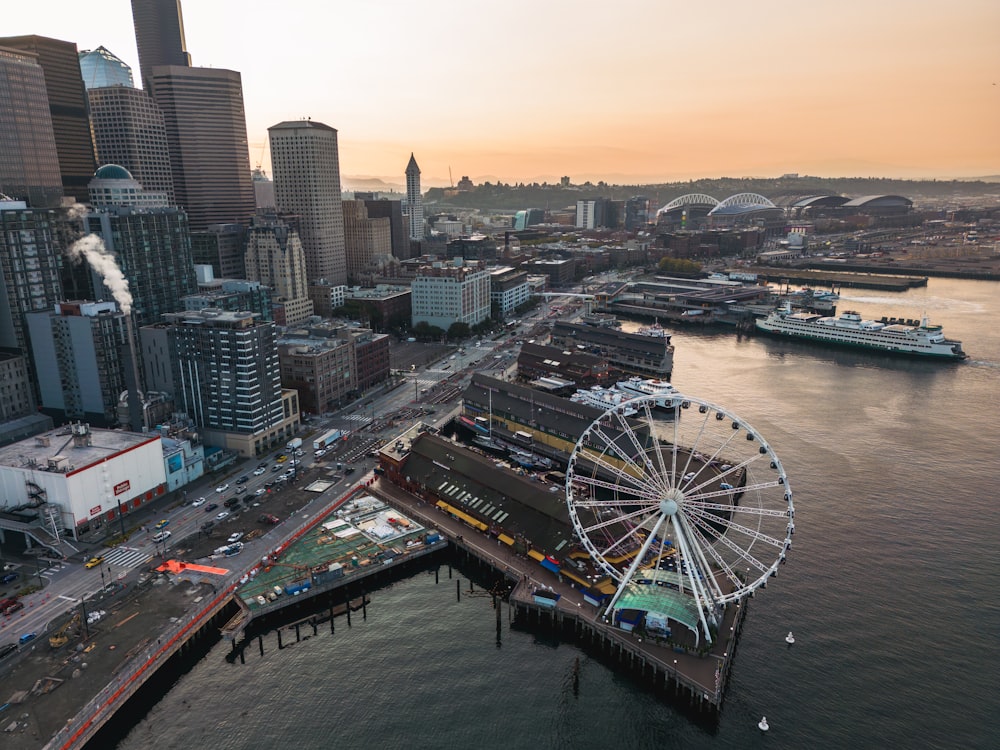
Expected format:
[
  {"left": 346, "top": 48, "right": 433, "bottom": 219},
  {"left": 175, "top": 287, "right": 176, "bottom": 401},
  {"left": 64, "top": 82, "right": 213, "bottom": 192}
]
[
  {"left": 39, "top": 564, "right": 65, "bottom": 578},
  {"left": 339, "top": 414, "right": 374, "bottom": 426},
  {"left": 101, "top": 546, "right": 153, "bottom": 570}
]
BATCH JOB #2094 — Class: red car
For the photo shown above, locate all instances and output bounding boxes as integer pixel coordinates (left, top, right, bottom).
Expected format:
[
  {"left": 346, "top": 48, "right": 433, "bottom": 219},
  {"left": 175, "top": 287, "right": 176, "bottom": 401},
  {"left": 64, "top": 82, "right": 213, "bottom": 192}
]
[
  {"left": 2, "top": 600, "right": 24, "bottom": 616},
  {"left": 257, "top": 513, "right": 280, "bottom": 525}
]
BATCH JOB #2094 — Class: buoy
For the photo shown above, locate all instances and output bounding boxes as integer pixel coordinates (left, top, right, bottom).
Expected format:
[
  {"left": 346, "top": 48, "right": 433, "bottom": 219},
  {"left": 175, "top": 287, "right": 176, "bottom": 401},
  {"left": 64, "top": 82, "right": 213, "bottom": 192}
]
[
  {"left": 785, "top": 631, "right": 795, "bottom": 644},
  {"left": 758, "top": 716, "right": 769, "bottom": 731}
]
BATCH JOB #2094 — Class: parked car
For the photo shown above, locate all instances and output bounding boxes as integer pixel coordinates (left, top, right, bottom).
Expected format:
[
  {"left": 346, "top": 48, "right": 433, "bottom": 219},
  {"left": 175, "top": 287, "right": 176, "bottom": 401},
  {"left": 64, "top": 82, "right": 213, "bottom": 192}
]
[
  {"left": 0, "top": 643, "right": 17, "bottom": 660},
  {"left": 215, "top": 483, "right": 230, "bottom": 493},
  {"left": 314, "top": 449, "right": 327, "bottom": 458},
  {"left": 227, "top": 532, "right": 244, "bottom": 544},
  {"left": 258, "top": 513, "right": 280, "bottom": 525},
  {"left": 0, "top": 572, "right": 19, "bottom": 585},
  {"left": 254, "top": 488, "right": 267, "bottom": 496},
  {"left": 18, "top": 632, "right": 37, "bottom": 645},
  {"left": 343, "top": 466, "right": 355, "bottom": 475},
  {"left": 191, "top": 497, "right": 207, "bottom": 507},
  {"left": 85, "top": 556, "right": 104, "bottom": 569}
]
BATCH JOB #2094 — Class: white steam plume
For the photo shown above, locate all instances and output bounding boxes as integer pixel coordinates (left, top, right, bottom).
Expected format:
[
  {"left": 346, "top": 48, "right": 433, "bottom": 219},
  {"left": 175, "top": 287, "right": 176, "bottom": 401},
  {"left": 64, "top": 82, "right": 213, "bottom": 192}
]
[
  {"left": 66, "top": 202, "right": 88, "bottom": 222},
  {"left": 67, "top": 234, "right": 133, "bottom": 315}
]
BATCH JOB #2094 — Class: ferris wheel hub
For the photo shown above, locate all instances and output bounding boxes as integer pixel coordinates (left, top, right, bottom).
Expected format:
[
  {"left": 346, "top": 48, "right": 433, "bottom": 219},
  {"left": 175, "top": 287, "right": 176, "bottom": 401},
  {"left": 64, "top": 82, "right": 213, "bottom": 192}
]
[{"left": 660, "top": 488, "right": 684, "bottom": 516}]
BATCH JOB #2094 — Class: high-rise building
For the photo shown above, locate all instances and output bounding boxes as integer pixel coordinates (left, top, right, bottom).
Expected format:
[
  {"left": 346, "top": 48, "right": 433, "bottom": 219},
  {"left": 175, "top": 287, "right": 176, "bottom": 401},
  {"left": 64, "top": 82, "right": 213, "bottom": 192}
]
[
  {"left": 88, "top": 164, "right": 169, "bottom": 209},
  {"left": 87, "top": 85, "right": 175, "bottom": 203},
  {"left": 85, "top": 205, "right": 197, "bottom": 328},
  {"left": 268, "top": 120, "right": 346, "bottom": 284},
  {"left": 26, "top": 300, "right": 131, "bottom": 427},
  {"left": 140, "top": 309, "right": 300, "bottom": 457},
  {"left": 130, "top": 0, "right": 191, "bottom": 91},
  {"left": 405, "top": 153, "right": 424, "bottom": 241},
  {"left": 243, "top": 215, "right": 313, "bottom": 326},
  {"left": 625, "top": 196, "right": 650, "bottom": 231},
  {"left": 0, "top": 47, "right": 63, "bottom": 207},
  {"left": 358, "top": 196, "right": 410, "bottom": 260},
  {"left": 78, "top": 46, "right": 133, "bottom": 89},
  {"left": 149, "top": 66, "right": 255, "bottom": 230},
  {"left": 151, "top": 65, "right": 254, "bottom": 231},
  {"left": 252, "top": 168, "right": 275, "bottom": 210},
  {"left": 190, "top": 223, "right": 245, "bottom": 280},
  {"left": 0, "top": 36, "right": 97, "bottom": 200},
  {"left": 342, "top": 200, "right": 392, "bottom": 283},
  {"left": 0, "top": 351, "right": 36, "bottom": 420}
]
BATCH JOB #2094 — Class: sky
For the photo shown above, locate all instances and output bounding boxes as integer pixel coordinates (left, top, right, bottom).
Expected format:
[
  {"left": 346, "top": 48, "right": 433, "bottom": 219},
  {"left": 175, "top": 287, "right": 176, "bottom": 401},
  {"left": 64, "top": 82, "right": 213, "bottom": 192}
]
[{"left": 6, "top": 0, "right": 1000, "bottom": 187}]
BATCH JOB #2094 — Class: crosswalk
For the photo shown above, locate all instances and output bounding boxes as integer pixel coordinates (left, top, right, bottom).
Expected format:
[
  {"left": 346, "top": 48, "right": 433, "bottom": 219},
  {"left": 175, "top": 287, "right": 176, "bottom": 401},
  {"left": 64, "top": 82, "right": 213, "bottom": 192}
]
[
  {"left": 38, "top": 562, "right": 66, "bottom": 579},
  {"left": 101, "top": 546, "right": 153, "bottom": 570},
  {"left": 339, "top": 414, "right": 374, "bottom": 427}
]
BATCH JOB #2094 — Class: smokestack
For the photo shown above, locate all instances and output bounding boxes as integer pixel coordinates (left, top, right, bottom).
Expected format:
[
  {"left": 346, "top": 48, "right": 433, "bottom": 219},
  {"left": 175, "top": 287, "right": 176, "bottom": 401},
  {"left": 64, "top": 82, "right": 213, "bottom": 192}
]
[{"left": 122, "top": 314, "right": 146, "bottom": 432}]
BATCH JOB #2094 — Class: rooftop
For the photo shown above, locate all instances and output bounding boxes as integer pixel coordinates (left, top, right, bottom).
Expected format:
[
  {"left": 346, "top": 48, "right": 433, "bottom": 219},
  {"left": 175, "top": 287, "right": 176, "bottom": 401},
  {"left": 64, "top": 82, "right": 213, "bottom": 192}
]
[{"left": 0, "top": 425, "right": 156, "bottom": 475}]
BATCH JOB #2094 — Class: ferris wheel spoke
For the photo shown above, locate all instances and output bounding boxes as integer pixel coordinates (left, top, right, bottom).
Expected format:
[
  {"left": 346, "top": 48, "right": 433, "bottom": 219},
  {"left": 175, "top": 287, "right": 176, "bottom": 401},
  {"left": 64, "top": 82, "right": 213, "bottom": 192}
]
[
  {"left": 687, "top": 513, "right": 770, "bottom": 574},
  {"left": 685, "top": 506, "right": 786, "bottom": 549},
  {"left": 577, "top": 449, "right": 659, "bottom": 497},
  {"left": 674, "top": 513, "right": 728, "bottom": 600},
  {"left": 640, "top": 400, "right": 675, "bottom": 489},
  {"left": 589, "top": 424, "right": 670, "bottom": 495},
  {"left": 677, "top": 412, "right": 713, "bottom": 482},
  {"left": 594, "top": 516, "right": 655, "bottom": 560},
  {"left": 685, "top": 500, "right": 789, "bottom": 518},
  {"left": 608, "top": 409, "right": 672, "bottom": 493},
  {"left": 581, "top": 504, "right": 658, "bottom": 536},
  {"left": 570, "top": 471, "right": 662, "bottom": 504}
]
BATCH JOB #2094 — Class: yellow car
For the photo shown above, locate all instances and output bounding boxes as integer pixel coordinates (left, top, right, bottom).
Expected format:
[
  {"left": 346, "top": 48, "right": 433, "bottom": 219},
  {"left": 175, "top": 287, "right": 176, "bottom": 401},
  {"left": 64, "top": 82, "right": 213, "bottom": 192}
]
[
  {"left": 85, "top": 556, "right": 104, "bottom": 569},
  {"left": 276, "top": 454, "right": 288, "bottom": 463}
]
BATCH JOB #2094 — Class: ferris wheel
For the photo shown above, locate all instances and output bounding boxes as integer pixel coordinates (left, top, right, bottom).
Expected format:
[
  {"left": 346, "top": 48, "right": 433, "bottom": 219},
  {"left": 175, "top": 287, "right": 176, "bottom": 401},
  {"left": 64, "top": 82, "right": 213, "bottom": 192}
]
[{"left": 565, "top": 393, "right": 794, "bottom": 644}]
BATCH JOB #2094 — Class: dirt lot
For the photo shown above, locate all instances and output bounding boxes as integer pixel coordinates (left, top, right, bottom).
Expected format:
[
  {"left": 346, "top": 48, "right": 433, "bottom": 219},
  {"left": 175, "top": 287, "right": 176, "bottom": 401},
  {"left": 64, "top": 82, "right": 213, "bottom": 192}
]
[{"left": 389, "top": 340, "right": 454, "bottom": 371}]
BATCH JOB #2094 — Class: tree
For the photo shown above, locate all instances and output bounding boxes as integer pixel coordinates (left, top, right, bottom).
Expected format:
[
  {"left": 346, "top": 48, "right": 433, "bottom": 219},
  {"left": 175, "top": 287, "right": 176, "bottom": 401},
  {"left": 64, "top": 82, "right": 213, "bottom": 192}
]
[{"left": 447, "top": 322, "right": 471, "bottom": 340}]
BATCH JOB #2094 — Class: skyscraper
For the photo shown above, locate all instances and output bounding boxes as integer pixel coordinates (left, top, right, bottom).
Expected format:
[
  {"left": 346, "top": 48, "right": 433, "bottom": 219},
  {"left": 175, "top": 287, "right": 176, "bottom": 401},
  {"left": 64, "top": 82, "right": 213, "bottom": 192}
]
[
  {"left": 190, "top": 223, "right": 246, "bottom": 279},
  {"left": 405, "top": 153, "right": 424, "bottom": 241},
  {"left": 87, "top": 84, "right": 175, "bottom": 203},
  {"left": 150, "top": 66, "right": 255, "bottom": 230},
  {"left": 342, "top": 200, "right": 392, "bottom": 283},
  {"left": 0, "top": 36, "right": 97, "bottom": 200},
  {"left": 269, "top": 120, "right": 346, "bottom": 285},
  {"left": 243, "top": 215, "right": 313, "bottom": 326},
  {"left": 0, "top": 46, "right": 63, "bottom": 207},
  {"left": 130, "top": 0, "right": 191, "bottom": 91},
  {"left": 78, "top": 46, "right": 134, "bottom": 89},
  {"left": 358, "top": 195, "right": 410, "bottom": 260}
]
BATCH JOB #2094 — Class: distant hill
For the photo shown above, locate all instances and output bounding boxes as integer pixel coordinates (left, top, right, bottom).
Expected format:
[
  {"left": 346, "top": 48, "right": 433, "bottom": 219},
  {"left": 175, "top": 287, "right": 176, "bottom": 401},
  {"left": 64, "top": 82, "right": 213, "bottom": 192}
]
[
  {"left": 424, "top": 176, "right": 1000, "bottom": 212},
  {"left": 343, "top": 176, "right": 404, "bottom": 193}
]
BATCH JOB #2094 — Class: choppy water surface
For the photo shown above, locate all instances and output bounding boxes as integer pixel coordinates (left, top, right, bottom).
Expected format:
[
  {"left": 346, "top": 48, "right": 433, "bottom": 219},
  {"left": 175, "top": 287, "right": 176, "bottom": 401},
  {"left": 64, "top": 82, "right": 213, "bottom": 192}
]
[{"left": 117, "top": 278, "right": 1000, "bottom": 750}]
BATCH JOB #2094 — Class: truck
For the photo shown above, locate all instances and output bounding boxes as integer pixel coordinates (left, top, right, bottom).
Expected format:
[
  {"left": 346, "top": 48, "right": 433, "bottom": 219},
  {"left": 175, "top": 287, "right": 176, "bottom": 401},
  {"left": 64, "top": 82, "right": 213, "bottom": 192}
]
[
  {"left": 286, "top": 437, "right": 302, "bottom": 451},
  {"left": 313, "top": 428, "right": 344, "bottom": 451}
]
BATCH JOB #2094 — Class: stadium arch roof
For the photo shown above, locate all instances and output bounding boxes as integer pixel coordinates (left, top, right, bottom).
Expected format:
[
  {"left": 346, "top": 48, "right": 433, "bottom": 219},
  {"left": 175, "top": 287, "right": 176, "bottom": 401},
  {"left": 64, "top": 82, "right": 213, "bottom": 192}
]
[
  {"left": 840, "top": 195, "right": 912, "bottom": 209},
  {"left": 656, "top": 193, "right": 720, "bottom": 215},
  {"left": 709, "top": 192, "right": 776, "bottom": 214}
]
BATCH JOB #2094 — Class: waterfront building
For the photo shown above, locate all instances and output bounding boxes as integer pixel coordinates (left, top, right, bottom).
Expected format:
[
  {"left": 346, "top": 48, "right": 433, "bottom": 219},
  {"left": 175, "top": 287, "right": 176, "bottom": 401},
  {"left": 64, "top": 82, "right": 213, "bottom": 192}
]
[
  {"left": 517, "top": 341, "right": 610, "bottom": 386},
  {"left": 489, "top": 267, "right": 530, "bottom": 321},
  {"left": 411, "top": 259, "right": 491, "bottom": 330},
  {"left": 342, "top": 199, "right": 392, "bottom": 283},
  {"left": 88, "top": 164, "right": 169, "bottom": 209},
  {"left": 550, "top": 320, "right": 674, "bottom": 380},
  {"left": 190, "top": 223, "right": 245, "bottom": 280},
  {"left": 0, "top": 46, "right": 67, "bottom": 208},
  {"left": 130, "top": 0, "right": 191, "bottom": 91},
  {"left": 0, "top": 36, "right": 97, "bottom": 201},
  {"left": 269, "top": 120, "right": 346, "bottom": 284},
  {"left": 25, "top": 301, "right": 131, "bottom": 428},
  {"left": 86, "top": 84, "right": 175, "bottom": 203},
  {"left": 243, "top": 215, "right": 313, "bottom": 326},
  {"left": 141, "top": 309, "right": 300, "bottom": 457},
  {"left": 85, "top": 205, "right": 197, "bottom": 328},
  {"left": 78, "top": 46, "right": 133, "bottom": 89},
  {"left": 149, "top": 65, "right": 255, "bottom": 230},
  {"left": 405, "top": 153, "right": 424, "bottom": 240}
]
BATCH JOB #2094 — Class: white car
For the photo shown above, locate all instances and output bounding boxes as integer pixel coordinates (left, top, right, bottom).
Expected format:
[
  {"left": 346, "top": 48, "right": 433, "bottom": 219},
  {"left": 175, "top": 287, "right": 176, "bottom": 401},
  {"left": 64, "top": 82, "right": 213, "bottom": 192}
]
[
  {"left": 254, "top": 487, "right": 267, "bottom": 496},
  {"left": 253, "top": 467, "right": 266, "bottom": 476},
  {"left": 314, "top": 449, "right": 327, "bottom": 458},
  {"left": 227, "top": 532, "right": 244, "bottom": 544},
  {"left": 191, "top": 497, "right": 207, "bottom": 507},
  {"left": 152, "top": 530, "right": 171, "bottom": 543},
  {"left": 215, "top": 483, "right": 230, "bottom": 493},
  {"left": 216, "top": 510, "right": 230, "bottom": 521}
]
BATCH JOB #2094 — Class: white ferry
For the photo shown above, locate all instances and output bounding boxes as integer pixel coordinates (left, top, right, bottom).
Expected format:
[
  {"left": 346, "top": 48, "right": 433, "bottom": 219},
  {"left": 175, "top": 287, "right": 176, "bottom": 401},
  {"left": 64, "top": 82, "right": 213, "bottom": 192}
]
[
  {"left": 613, "top": 377, "right": 678, "bottom": 408},
  {"left": 755, "top": 304, "right": 967, "bottom": 360},
  {"left": 570, "top": 385, "right": 639, "bottom": 415}
]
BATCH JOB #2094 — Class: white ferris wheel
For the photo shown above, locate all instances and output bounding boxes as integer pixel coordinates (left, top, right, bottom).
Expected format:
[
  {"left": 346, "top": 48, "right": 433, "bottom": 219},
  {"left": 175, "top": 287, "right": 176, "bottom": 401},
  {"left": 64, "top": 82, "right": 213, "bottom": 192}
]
[{"left": 565, "top": 393, "right": 794, "bottom": 645}]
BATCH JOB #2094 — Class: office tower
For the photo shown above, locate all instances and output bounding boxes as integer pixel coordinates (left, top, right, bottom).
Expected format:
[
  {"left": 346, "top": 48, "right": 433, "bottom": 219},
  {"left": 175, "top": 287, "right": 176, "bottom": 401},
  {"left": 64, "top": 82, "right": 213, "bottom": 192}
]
[
  {"left": 513, "top": 208, "right": 544, "bottom": 231},
  {"left": 625, "top": 196, "right": 650, "bottom": 231},
  {"left": 269, "top": 120, "right": 346, "bottom": 284},
  {"left": 130, "top": 0, "right": 191, "bottom": 91},
  {"left": 0, "top": 203, "right": 73, "bottom": 354},
  {"left": 26, "top": 300, "right": 131, "bottom": 427},
  {"left": 78, "top": 46, "right": 133, "bottom": 89},
  {"left": 150, "top": 66, "right": 255, "bottom": 230},
  {"left": 405, "top": 153, "right": 424, "bottom": 240},
  {"left": 252, "top": 168, "right": 275, "bottom": 209},
  {"left": 87, "top": 85, "right": 175, "bottom": 203},
  {"left": 88, "top": 164, "right": 169, "bottom": 208},
  {"left": 0, "top": 36, "right": 97, "bottom": 200},
  {"left": 359, "top": 196, "right": 409, "bottom": 260},
  {"left": 342, "top": 200, "right": 392, "bottom": 283},
  {"left": 190, "top": 223, "right": 245, "bottom": 279},
  {"left": 0, "top": 352, "right": 36, "bottom": 420},
  {"left": 85, "top": 206, "right": 197, "bottom": 328},
  {"left": 243, "top": 215, "right": 313, "bottom": 326},
  {"left": 411, "top": 259, "right": 490, "bottom": 330},
  {"left": 141, "top": 309, "right": 300, "bottom": 457},
  {"left": 0, "top": 47, "right": 63, "bottom": 207}
]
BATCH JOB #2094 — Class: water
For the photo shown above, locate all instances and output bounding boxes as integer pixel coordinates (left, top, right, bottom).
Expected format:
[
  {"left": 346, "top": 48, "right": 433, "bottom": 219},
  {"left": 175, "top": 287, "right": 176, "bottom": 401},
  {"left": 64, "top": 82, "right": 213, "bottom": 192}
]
[{"left": 116, "top": 278, "right": 1000, "bottom": 750}]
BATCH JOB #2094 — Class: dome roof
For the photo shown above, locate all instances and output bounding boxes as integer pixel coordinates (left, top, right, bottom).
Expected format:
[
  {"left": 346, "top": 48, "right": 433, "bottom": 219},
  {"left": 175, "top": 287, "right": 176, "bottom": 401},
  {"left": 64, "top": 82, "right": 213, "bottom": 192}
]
[{"left": 94, "top": 164, "right": 134, "bottom": 181}]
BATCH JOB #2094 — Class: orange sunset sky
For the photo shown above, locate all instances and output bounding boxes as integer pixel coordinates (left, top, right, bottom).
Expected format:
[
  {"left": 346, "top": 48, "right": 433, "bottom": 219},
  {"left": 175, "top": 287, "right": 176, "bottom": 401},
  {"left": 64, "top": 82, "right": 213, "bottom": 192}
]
[{"left": 7, "top": 0, "right": 1000, "bottom": 186}]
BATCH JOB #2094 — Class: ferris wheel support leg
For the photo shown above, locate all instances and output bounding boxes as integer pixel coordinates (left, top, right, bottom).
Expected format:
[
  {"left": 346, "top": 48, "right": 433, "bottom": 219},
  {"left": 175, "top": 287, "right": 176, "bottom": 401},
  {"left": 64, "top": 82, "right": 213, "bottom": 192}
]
[
  {"left": 671, "top": 515, "right": 715, "bottom": 645},
  {"left": 678, "top": 513, "right": 725, "bottom": 623},
  {"left": 604, "top": 512, "right": 668, "bottom": 617}
]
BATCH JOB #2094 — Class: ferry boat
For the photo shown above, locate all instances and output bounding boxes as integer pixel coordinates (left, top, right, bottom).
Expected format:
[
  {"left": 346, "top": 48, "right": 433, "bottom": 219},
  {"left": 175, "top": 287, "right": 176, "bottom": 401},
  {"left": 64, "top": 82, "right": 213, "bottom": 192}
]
[
  {"left": 755, "top": 304, "right": 967, "bottom": 360},
  {"left": 570, "top": 385, "right": 639, "bottom": 415},
  {"left": 614, "top": 377, "right": 679, "bottom": 408}
]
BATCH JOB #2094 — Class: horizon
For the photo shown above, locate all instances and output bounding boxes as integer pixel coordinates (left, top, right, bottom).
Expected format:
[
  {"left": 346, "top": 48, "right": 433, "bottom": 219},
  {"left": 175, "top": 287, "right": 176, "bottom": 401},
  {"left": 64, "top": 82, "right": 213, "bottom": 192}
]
[{"left": 6, "top": 1, "right": 1000, "bottom": 185}]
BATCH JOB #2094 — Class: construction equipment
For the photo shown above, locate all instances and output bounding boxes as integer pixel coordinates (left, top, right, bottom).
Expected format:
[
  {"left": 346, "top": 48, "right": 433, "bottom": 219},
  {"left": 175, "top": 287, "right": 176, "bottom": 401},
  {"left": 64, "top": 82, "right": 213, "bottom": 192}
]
[{"left": 49, "top": 612, "right": 81, "bottom": 649}]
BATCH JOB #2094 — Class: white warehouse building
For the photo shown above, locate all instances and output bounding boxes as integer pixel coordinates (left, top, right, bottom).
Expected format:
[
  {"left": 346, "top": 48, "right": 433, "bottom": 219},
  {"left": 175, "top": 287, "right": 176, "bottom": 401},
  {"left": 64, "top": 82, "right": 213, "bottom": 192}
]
[
  {"left": 411, "top": 258, "right": 491, "bottom": 330},
  {"left": 0, "top": 424, "right": 167, "bottom": 545}
]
